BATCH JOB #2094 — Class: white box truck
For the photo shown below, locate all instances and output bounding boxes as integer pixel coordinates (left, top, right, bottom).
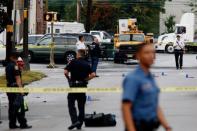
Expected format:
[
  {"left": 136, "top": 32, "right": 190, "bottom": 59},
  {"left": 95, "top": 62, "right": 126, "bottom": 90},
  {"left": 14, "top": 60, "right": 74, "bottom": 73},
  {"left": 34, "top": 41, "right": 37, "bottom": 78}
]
[
  {"left": 46, "top": 22, "right": 86, "bottom": 34},
  {"left": 155, "top": 13, "right": 195, "bottom": 53}
]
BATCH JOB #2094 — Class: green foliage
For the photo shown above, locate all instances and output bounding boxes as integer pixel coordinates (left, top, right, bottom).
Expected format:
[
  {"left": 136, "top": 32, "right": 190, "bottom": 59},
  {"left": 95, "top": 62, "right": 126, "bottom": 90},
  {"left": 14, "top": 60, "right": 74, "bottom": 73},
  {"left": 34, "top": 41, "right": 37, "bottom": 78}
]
[
  {"left": 164, "top": 15, "right": 176, "bottom": 33},
  {"left": 189, "top": 0, "right": 197, "bottom": 15},
  {"left": 48, "top": 0, "right": 171, "bottom": 35}
]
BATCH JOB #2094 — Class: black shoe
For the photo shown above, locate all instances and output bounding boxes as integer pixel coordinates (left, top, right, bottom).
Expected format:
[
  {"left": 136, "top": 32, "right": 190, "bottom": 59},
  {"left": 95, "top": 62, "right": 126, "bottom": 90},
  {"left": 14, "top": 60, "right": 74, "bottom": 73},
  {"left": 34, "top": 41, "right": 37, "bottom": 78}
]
[
  {"left": 180, "top": 67, "right": 182, "bottom": 69},
  {"left": 9, "top": 125, "right": 20, "bottom": 129},
  {"left": 76, "top": 122, "right": 83, "bottom": 130},
  {"left": 20, "top": 125, "right": 32, "bottom": 129},
  {"left": 68, "top": 121, "right": 81, "bottom": 130},
  {"left": 95, "top": 75, "right": 99, "bottom": 77}
]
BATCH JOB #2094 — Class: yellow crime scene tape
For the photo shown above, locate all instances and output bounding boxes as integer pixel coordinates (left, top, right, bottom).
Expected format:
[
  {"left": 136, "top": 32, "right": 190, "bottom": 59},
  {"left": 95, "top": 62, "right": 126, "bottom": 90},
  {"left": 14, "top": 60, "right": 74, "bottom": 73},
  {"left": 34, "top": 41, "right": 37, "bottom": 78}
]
[{"left": 0, "top": 87, "right": 197, "bottom": 93}]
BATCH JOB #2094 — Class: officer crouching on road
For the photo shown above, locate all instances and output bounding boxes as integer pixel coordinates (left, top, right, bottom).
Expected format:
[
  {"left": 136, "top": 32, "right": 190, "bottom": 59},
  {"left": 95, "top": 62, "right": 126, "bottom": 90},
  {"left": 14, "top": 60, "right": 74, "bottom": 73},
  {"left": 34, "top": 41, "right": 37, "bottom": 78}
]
[
  {"left": 6, "top": 52, "right": 32, "bottom": 129},
  {"left": 122, "top": 43, "right": 172, "bottom": 131},
  {"left": 64, "top": 49, "right": 96, "bottom": 130}
]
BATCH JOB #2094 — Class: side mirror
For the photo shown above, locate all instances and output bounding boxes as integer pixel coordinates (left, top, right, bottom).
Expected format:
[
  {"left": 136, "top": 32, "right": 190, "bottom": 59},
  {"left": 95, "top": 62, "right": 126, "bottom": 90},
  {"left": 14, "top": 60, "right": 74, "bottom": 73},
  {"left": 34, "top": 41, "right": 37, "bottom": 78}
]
[{"left": 37, "top": 43, "right": 40, "bottom": 46}]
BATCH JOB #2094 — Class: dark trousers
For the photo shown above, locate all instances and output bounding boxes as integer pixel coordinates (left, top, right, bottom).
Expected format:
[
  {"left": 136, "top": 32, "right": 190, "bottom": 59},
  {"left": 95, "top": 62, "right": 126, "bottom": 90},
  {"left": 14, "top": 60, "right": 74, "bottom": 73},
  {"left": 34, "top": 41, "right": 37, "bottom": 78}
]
[
  {"left": 91, "top": 57, "right": 99, "bottom": 73},
  {"left": 7, "top": 94, "right": 27, "bottom": 127},
  {"left": 67, "top": 93, "right": 86, "bottom": 124},
  {"left": 174, "top": 50, "right": 183, "bottom": 69},
  {"left": 125, "top": 120, "right": 160, "bottom": 131}
]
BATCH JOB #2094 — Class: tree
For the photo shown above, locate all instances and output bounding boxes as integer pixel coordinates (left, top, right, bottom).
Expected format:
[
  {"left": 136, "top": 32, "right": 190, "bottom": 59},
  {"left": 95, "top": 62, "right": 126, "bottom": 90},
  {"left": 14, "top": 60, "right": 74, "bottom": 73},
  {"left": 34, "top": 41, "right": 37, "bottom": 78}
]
[
  {"left": 189, "top": 0, "right": 197, "bottom": 15},
  {"left": 164, "top": 15, "right": 176, "bottom": 33},
  {"left": 48, "top": 0, "right": 171, "bottom": 35}
]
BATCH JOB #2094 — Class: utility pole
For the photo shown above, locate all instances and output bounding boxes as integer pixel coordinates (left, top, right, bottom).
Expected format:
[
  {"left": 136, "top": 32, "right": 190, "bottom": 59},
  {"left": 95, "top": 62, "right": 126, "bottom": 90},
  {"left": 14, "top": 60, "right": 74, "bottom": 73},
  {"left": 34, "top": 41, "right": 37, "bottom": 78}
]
[
  {"left": 86, "top": 0, "right": 92, "bottom": 33},
  {"left": 77, "top": 0, "right": 81, "bottom": 22},
  {"left": 23, "top": 0, "right": 30, "bottom": 70},
  {"left": 6, "top": 0, "right": 14, "bottom": 61}
]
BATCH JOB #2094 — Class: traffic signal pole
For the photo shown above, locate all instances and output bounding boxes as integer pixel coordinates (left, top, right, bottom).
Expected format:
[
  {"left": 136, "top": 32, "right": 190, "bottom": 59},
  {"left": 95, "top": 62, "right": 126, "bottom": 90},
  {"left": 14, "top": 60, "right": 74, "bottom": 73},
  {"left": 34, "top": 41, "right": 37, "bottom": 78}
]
[
  {"left": 6, "top": 0, "right": 14, "bottom": 61},
  {"left": 23, "top": 0, "right": 30, "bottom": 70},
  {"left": 47, "top": 17, "right": 55, "bottom": 68}
]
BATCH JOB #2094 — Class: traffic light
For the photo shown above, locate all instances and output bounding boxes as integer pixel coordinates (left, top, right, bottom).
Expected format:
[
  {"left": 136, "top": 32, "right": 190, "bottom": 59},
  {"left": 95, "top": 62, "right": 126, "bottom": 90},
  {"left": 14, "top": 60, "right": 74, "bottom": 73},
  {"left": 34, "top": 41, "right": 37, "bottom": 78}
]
[
  {"left": 54, "top": 13, "right": 61, "bottom": 21},
  {"left": 44, "top": 13, "right": 53, "bottom": 21},
  {"left": 44, "top": 12, "right": 60, "bottom": 22}
]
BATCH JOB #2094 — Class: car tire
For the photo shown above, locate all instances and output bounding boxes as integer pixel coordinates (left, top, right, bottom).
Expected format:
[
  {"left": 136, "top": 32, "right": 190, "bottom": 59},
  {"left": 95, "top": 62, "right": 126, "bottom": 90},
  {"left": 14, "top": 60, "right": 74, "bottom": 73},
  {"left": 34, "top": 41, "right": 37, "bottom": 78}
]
[
  {"left": 65, "top": 52, "right": 76, "bottom": 64},
  {"left": 165, "top": 45, "right": 174, "bottom": 53}
]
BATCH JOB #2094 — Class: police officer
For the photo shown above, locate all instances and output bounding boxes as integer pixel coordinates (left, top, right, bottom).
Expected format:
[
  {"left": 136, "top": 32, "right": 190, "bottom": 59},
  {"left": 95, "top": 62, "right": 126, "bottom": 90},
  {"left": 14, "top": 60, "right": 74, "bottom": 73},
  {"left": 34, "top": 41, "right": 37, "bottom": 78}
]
[
  {"left": 89, "top": 37, "right": 101, "bottom": 76},
  {"left": 122, "top": 43, "right": 172, "bottom": 131},
  {"left": 6, "top": 52, "right": 32, "bottom": 129},
  {"left": 64, "top": 49, "right": 96, "bottom": 130},
  {"left": 173, "top": 35, "right": 185, "bottom": 69}
]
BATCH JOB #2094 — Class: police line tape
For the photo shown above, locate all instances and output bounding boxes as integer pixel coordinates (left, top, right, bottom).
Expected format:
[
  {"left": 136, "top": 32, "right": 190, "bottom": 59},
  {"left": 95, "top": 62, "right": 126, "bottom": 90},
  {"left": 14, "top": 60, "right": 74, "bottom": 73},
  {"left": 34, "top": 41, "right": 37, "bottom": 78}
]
[{"left": 0, "top": 87, "right": 197, "bottom": 93}]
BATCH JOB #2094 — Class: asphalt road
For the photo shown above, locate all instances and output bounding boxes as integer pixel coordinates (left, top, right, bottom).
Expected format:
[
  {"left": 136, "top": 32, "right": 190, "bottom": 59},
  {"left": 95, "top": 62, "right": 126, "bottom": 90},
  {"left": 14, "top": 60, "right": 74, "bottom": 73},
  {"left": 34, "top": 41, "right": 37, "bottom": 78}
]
[{"left": 0, "top": 53, "right": 197, "bottom": 131}]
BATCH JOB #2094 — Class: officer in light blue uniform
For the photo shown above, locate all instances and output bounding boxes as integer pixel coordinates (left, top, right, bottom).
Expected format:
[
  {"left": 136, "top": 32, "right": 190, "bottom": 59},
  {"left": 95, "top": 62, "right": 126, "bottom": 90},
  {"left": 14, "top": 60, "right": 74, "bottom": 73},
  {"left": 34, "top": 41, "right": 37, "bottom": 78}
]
[
  {"left": 122, "top": 43, "right": 172, "bottom": 131},
  {"left": 123, "top": 66, "right": 160, "bottom": 122}
]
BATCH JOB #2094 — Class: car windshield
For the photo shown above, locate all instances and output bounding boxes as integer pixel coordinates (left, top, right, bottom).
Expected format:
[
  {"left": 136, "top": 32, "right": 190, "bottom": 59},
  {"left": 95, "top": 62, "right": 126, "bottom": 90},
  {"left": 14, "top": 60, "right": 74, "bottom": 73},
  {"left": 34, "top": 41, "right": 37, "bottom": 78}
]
[
  {"left": 91, "top": 32, "right": 100, "bottom": 37},
  {"left": 38, "top": 38, "right": 51, "bottom": 45},
  {"left": 28, "top": 36, "right": 42, "bottom": 44},
  {"left": 119, "top": 34, "right": 145, "bottom": 42}
]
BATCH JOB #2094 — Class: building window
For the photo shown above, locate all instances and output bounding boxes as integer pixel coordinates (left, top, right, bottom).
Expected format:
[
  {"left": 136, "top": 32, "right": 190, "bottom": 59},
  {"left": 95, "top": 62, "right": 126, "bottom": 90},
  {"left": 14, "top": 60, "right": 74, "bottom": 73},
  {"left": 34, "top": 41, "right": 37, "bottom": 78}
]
[
  {"left": 55, "top": 29, "right": 60, "bottom": 33},
  {"left": 48, "top": 27, "right": 50, "bottom": 33}
]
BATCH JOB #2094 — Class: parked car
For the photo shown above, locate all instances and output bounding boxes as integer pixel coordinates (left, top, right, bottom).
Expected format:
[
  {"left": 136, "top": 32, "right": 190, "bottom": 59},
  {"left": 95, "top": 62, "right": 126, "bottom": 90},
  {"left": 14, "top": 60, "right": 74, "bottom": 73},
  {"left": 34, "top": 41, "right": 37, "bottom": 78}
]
[
  {"left": 40, "top": 33, "right": 94, "bottom": 46},
  {"left": 19, "top": 34, "right": 44, "bottom": 45},
  {"left": 17, "top": 35, "right": 78, "bottom": 63},
  {"left": 90, "top": 31, "right": 112, "bottom": 43}
]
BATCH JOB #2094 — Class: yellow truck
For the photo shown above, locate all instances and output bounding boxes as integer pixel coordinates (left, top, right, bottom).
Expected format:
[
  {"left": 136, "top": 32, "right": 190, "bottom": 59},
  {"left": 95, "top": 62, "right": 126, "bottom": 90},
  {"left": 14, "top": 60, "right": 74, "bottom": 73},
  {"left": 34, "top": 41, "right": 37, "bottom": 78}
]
[{"left": 114, "top": 19, "right": 153, "bottom": 63}]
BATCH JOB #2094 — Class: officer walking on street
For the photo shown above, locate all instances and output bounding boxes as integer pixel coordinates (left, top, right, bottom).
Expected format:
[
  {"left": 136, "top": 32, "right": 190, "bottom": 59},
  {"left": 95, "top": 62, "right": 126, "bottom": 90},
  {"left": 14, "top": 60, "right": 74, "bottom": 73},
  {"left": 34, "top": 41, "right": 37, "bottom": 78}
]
[
  {"left": 89, "top": 37, "right": 101, "bottom": 77},
  {"left": 64, "top": 49, "right": 96, "bottom": 130},
  {"left": 173, "top": 35, "right": 185, "bottom": 69},
  {"left": 6, "top": 52, "right": 32, "bottom": 129},
  {"left": 122, "top": 43, "right": 171, "bottom": 131}
]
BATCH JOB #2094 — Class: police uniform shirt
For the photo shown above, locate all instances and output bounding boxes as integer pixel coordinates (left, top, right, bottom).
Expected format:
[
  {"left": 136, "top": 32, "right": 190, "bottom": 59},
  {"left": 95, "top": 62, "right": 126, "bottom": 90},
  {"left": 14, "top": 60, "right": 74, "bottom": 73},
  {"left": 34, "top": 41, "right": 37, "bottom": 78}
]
[
  {"left": 174, "top": 40, "right": 185, "bottom": 50},
  {"left": 122, "top": 65, "right": 160, "bottom": 121},
  {"left": 89, "top": 42, "right": 101, "bottom": 58},
  {"left": 6, "top": 61, "right": 21, "bottom": 86},
  {"left": 76, "top": 41, "right": 86, "bottom": 50},
  {"left": 65, "top": 58, "right": 92, "bottom": 81}
]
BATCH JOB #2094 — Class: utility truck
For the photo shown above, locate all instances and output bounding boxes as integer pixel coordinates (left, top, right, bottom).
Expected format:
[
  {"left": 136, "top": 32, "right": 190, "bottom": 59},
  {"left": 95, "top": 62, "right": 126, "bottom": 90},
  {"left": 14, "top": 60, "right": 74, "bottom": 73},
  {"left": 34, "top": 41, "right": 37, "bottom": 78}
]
[{"left": 114, "top": 19, "right": 153, "bottom": 63}]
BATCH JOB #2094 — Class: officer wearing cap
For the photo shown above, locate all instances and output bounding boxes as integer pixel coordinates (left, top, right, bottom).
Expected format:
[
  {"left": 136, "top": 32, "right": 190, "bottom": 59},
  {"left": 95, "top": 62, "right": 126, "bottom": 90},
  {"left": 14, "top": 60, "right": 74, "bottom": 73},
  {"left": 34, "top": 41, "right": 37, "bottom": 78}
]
[
  {"left": 64, "top": 49, "right": 96, "bottom": 130},
  {"left": 173, "top": 35, "right": 185, "bottom": 69},
  {"left": 122, "top": 43, "right": 171, "bottom": 131},
  {"left": 6, "top": 52, "right": 32, "bottom": 129}
]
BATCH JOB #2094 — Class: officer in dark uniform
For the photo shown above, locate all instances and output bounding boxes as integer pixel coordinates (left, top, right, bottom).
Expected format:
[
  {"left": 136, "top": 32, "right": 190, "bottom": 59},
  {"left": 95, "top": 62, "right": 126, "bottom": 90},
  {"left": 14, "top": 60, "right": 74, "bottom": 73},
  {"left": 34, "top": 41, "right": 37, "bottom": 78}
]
[
  {"left": 64, "top": 49, "right": 96, "bottom": 130},
  {"left": 122, "top": 43, "right": 172, "bottom": 131},
  {"left": 6, "top": 52, "right": 32, "bottom": 129},
  {"left": 89, "top": 37, "right": 101, "bottom": 77}
]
